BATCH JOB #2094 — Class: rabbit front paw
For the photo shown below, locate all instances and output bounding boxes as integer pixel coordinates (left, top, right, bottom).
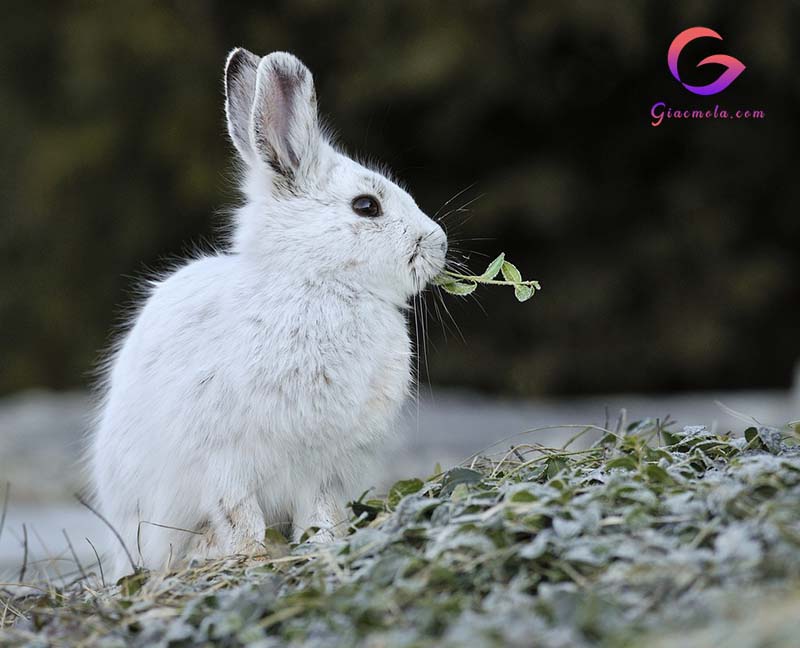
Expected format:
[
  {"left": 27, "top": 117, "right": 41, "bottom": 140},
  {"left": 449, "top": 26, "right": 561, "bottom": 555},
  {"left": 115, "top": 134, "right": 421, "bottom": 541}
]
[
  {"left": 194, "top": 494, "right": 267, "bottom": 561},
  {"left": 293, "top": 492, "right": 345, "bottom": 544}
]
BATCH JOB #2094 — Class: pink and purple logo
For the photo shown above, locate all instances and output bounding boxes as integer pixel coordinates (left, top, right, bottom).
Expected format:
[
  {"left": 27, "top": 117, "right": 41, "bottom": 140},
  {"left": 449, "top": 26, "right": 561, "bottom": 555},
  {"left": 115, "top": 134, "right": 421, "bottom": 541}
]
[
  {"left": 667, "top": 27, "right": 746, "bottom": 95},
  {"left": 649, "top": 27, "right": 764, "bottom": 126}
]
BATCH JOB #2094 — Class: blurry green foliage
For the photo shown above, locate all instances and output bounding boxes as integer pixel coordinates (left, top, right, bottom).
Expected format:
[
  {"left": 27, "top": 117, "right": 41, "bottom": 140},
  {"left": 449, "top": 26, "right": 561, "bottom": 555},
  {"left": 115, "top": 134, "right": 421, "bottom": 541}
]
[{"left": 1, "top": 1, "right": 798, "bottom": 395}]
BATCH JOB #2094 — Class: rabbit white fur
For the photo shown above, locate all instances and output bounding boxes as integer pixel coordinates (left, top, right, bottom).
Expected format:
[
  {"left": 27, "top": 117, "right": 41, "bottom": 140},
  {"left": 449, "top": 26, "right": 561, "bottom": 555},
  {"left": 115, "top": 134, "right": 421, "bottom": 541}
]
[{"left": 90, "top": 49, "right": 447, "bottom": 579}]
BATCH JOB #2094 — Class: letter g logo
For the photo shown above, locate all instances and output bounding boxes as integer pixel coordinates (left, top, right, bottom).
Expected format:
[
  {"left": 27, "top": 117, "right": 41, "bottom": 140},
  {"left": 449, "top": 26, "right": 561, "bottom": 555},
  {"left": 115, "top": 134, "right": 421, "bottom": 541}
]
[{"left": 668, "top": 27, "right": 746, "bottom": 95}]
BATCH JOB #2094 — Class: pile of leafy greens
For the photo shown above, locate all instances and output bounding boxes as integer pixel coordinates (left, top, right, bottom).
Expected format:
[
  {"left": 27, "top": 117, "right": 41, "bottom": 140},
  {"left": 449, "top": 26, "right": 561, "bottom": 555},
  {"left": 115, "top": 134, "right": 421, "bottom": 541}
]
[{"left": 3, "top": 420, "right": 799, "bottom": 647}]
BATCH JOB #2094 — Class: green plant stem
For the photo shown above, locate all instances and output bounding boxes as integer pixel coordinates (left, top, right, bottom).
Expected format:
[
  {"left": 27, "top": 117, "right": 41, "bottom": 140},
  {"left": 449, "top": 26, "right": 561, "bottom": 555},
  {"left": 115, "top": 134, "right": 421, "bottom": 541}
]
[{"left": 441, "top": 271, "right": 539, "bottom": 287}]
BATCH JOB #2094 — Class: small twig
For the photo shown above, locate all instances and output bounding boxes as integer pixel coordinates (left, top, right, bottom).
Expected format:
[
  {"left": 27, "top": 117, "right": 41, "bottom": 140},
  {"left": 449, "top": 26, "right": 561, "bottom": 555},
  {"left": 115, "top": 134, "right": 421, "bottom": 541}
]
[
  {"left": 19, "top": 524, "right": 28, "bottom": 583},
  {"left": 75, "top": 494, "right": 137, "bottom": 573},
  {"left": 62, "top": 530, "right": 88, "bottom": 583},
  {"left": 136, "top": 500, "right": 143, "bottom": 566},
  {"left": 0, "top": 582, "right": 50, "bottom": 593},
  {"left": 0, "top": 482, "right": 9, "bottom": 545},
  {"left": 561, "top": 425, "right": 596, "bottom": 450},
  {"left": 137, "top": 520, "right": 204, "bottom": 536},
  {"left": 557, "top": 559, "right": 591, "bottom": 588},
  {"left": 86, "top": 537, "right": 106, "bottom": 587},
  {"left": 615, "top": 408, "right": 627, "bottom": 435},
  {"left": 1, "top": 595, "right": 27, "bottom": 625},
  {"left": 256, "top": 605, "right": 306, "bottom": 630},
  {"left": 689, "top": 518, "right": 721, "bottom": 550},
  {"left": 489, "top": 446, "right": 532, "bottom": 478},
  {"left": 714, "top": 400, "right": 764, "bottom": 427},
  {"left": 504, "top": 447, "right": 602, "bottom": 480},
  {"left": 440, "top": 271, "right": 541, "bottom": 288},
  {"left": 460, "top": 424, "right": 618, "bottom": 467},
  {"left": 32, "top": 526, "right": 66, "bottom": 585}
]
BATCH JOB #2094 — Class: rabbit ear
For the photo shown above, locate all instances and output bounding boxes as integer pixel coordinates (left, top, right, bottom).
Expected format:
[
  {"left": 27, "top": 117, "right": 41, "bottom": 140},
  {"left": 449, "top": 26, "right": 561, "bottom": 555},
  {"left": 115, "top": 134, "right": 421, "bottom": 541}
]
[
  {"left": 224, "top": 47, "right": 261, "bottom": 164},
  {"left": 250, "top": 52, "right": 322, "bottom": 184}
]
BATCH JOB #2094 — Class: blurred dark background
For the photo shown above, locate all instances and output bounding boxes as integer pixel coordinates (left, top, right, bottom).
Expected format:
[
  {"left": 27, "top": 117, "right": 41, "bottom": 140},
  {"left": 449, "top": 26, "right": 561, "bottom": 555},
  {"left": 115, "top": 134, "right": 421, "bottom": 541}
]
[{"left": 1, "top": 0, "right": 798, "bottom": 397}]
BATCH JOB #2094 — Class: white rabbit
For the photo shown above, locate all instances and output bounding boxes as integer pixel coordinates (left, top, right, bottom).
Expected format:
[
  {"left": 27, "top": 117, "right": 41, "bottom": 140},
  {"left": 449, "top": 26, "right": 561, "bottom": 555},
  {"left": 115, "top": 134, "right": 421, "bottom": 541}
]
[{"left": 89, "top": 49, "right": 447, "bottom": 579}]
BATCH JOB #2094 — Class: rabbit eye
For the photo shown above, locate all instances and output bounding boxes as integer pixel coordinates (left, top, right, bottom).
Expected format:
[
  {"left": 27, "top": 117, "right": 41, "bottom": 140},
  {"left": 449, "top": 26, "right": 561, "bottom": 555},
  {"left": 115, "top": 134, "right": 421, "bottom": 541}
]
[{"left": 351, "top": 195, "right": 381, "bottom": 218}]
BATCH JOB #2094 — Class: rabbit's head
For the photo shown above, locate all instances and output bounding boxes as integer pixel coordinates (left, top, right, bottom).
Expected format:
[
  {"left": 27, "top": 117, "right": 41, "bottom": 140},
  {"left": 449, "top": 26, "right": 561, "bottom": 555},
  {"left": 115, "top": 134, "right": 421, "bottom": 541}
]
[{"left": 224, "top": 49, "right": 447, "bottom": 301}]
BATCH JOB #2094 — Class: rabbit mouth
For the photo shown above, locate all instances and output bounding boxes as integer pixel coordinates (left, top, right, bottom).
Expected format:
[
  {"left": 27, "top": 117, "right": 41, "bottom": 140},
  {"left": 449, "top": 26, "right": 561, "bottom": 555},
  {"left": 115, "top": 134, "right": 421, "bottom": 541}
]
[
  {"left": 408, "top": 237, "right": 425, "bottom": 267},
  {"left": 408, "top": 235, "right": 447, "bottom": 291}
]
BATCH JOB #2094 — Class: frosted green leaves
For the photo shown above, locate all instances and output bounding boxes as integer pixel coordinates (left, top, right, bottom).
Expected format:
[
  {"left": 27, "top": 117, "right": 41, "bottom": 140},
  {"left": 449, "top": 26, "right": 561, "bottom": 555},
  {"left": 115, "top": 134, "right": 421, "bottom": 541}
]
[{"left": 433, "top": 252, "right": 541, "bottom": 302}]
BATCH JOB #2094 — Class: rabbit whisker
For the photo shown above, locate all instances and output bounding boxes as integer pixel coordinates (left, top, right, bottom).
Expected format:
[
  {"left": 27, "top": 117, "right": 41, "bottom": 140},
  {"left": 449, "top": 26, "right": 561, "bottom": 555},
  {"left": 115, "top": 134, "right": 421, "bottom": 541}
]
[{"left": 434, "top": 183, "right": 477, "bottom": 220}]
